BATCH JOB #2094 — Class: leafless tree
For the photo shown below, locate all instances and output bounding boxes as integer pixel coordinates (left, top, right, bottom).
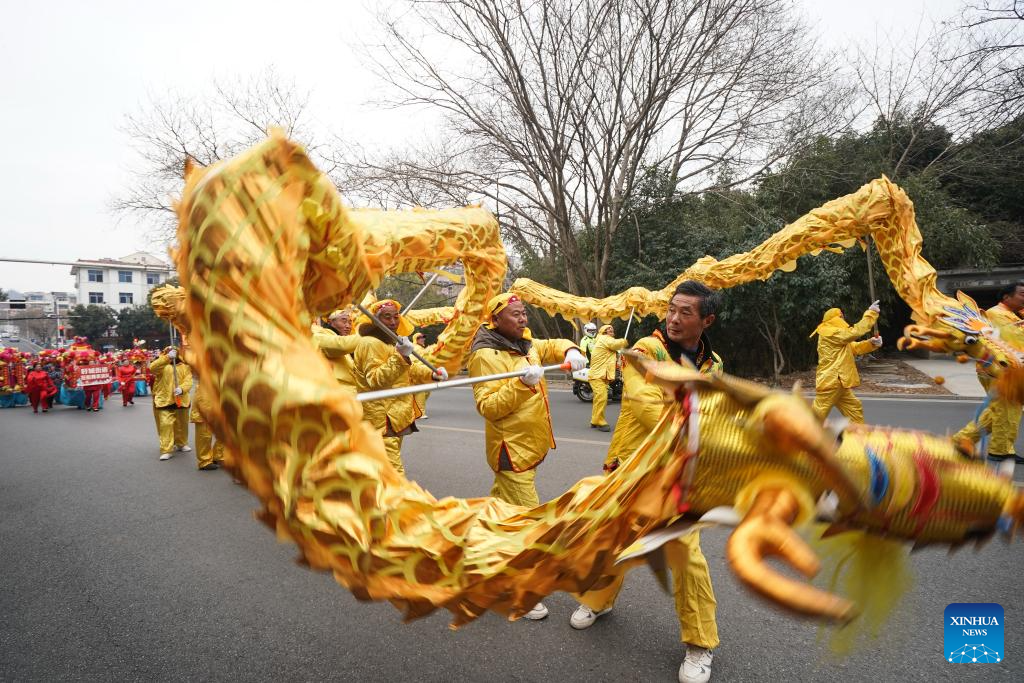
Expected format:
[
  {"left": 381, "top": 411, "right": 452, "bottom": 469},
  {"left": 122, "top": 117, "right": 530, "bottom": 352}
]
[
  {"left": 953, "top": 1, "right": 1024, "bottom": 116},
  {"left": 345, "top": 0, "right": 849, "bottom": 297},
  {"left": 852, "top": 14, "right": 1023, "bottom": 180},
  {"left": 112, "top": 70, "right": 326, "bottom": 243}
]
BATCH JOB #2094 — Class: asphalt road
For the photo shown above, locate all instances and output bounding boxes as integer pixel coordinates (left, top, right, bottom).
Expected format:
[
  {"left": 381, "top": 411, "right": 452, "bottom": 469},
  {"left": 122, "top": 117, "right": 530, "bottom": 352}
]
[{"left": 1, "top": 388, "right": 1021, "bottom": 682}]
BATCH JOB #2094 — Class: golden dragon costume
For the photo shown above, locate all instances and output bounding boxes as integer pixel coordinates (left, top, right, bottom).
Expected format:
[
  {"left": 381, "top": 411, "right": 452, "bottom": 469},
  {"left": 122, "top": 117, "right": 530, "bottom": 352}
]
[{"left": 157, "top": 132, "right": 1023, "bottom": 631}]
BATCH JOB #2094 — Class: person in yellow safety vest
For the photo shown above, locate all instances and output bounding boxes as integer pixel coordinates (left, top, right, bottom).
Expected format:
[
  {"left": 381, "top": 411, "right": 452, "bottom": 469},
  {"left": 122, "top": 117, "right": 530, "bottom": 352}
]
[
  {"left": 412, "top": 332, "right": 432, "bottom": 419},
  {"left": 809, "top": 300, "right": 882, "bottom": 423},
  {"left": 588, "top": 324, "right": 628, "bottom": 432},
  {"left": 312, "top": 307, "right": 359, "bottom": 393},
  {"left": 353, "top": 299, "right": 447, "bottom": 475},
  {"left": 468, "top": 292, "right": 587, "bottom": 621},
  {"left": 571, "top": 280, "right": 723, "bottom": 683},
  {"left": 190, "top": 378, "right": 225, "bottom": 471},
  {"left": 579, "top": 322, "right": 598, "bottom": 358},
  {"left": 150, "top": 347, "right": 194, "bottom": 462},
  {"left": 953, "top": 281, "right": 1024, "bottom": 463}
]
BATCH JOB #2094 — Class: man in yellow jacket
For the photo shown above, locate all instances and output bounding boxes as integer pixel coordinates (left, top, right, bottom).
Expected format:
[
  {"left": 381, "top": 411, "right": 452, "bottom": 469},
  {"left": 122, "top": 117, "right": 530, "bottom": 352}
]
[
  {"left": 588, "top": 324, "right": 628, "bottom": 432},
  {"left": 150, "top": 347, "right": 194, "bottom": 461},
  {"left": 353, "top": 299, "right": 446, "bottom": 475},
  {"left": 571, "top": 280, "right": 722, "bottom": 683},
  {"left": 468, "top": 292, "right": 587, "bottom": 620},
  {"left": 312, "top": 307, "right": 359, "bottom": 393},
  {"left": 810, "top": 301, "right": 882, "bottom": 423},
  {"left": 953, "top": 281, "right": 1024, "bottom": 462}
]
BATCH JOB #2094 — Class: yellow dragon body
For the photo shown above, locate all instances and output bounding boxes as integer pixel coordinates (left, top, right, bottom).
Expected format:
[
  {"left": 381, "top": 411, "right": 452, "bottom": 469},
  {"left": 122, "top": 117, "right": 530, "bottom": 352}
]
[
  {"left": 162, "top": 132, "right": 1022, "bottom": 630},
  {"left": 509, "top": 177, "right": 1024, "bottom": 399}
]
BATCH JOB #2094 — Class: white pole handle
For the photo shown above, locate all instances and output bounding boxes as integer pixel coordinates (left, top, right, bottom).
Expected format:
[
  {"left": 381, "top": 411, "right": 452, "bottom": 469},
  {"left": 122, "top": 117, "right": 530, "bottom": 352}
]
[{"left": 357, "top": 362, "right": 570, "bottom": 402}]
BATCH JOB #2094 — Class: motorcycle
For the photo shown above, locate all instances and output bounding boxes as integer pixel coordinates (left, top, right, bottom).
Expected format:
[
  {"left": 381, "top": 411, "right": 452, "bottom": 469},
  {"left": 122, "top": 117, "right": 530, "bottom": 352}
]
[{"left": 571, "top": 366, "right": 623, "bottom": 403}]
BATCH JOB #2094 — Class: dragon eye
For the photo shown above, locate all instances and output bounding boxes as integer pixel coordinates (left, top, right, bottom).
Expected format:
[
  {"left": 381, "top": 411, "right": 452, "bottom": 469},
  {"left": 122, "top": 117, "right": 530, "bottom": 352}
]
[{"left": 964, "top": 336, "right": 978, "bottom": 345}]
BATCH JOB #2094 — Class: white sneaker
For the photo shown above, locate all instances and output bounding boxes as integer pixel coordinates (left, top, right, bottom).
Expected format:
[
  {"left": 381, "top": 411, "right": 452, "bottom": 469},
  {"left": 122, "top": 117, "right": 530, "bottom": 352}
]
[
  {"left": 523, "top": 602, "right": 549, "bottom": 620},
  {"left": 177, "top": 444, "right": 192, "bottom": 452},
  {"left": 570, "top": 604, "right": 612, "bottom": 629},
  {"left": 679, "top": 646, "right": 713, "bottom": 683},
  {"left": 159, "top": 452, "right": 173, "bottom": 461}
]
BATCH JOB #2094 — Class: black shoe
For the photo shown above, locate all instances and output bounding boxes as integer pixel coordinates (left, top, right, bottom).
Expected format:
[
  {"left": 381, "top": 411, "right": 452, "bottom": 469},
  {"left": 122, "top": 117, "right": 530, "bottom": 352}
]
[
  {"left": 199, "top": 463, "right": 220, "bottom": 471},
  {"left": 988, "top": 453, "right": 1011, "bottom": 461},
  {"left": 594, "top": 424, "right": 611, "bottom": 433}
]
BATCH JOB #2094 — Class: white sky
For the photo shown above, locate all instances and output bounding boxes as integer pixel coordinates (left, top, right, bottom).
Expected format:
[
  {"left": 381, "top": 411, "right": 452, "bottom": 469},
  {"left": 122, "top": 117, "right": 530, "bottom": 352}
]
[{"left": 0, "top": 0, "right": 963, "bottom": 293}]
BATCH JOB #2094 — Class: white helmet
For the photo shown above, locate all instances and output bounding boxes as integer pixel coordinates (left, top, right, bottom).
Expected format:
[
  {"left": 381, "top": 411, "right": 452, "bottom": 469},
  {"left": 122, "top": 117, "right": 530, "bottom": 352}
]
[{"left": 583, "top": 323, "right": 597, "bottom": 335}]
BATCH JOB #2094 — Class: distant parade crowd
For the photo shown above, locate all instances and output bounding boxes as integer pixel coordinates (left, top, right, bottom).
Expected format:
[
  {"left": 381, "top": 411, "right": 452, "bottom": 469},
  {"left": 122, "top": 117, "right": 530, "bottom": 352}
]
[{"left": 0, "top": 337, "right": 154, "bottom": 412}]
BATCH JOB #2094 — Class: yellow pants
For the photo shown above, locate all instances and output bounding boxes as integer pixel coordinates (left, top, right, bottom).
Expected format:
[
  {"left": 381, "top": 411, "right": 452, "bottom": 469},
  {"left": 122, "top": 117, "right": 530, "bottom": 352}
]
[
  {"left": 194, "top": 422, "right": 225, "bottom": 468},
  {"left": 156, "top": 408, "right": 189, "bottom": 453},
  {"left": 590, "top": 377, "right": 609, "bottom": 427},
  {"left": 490, "top": 468, "right": 540, "bottom": 507},
  {"left": 415, "top": 392, "right": 430, "bottom": 415},
  {"left": 812, "top": 386, "right": 864, "bottom": 423},
  {"left": 574, "top": 530, "right": 719, "bottom": 649},
  {"left": 954, "top": 395, "right": 1022, "bottom": 455},
  {"left": 384, "top": 435, "right": 405, "bottom": 475}
]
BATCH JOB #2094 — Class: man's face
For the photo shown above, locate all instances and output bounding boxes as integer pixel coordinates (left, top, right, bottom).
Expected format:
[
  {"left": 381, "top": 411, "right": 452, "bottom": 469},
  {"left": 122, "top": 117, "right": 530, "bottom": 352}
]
[
  {"left": 330, "top": 313, "right": 353, "bottom": 335},
  {"left": 602, "top": 327, "right": 615, "bottom": 337},
  {"left": 665, "top": 294, "right": 714, "bottom": 347},
  {"left": 1003, "top": 285, "right": 1024, "bottom": 311},
  {"left": 494, "top": 301, "right": 529, "bottom": 340},
  {"left": 376, "top": 307, "right": 400, "bottom": 333}
]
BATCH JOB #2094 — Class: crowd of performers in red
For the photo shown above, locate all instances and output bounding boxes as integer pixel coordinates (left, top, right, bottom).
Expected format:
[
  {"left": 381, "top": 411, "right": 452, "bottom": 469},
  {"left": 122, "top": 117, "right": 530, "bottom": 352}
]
[{"left": 0, "top": 337, "right": 157, "bottom": 414}]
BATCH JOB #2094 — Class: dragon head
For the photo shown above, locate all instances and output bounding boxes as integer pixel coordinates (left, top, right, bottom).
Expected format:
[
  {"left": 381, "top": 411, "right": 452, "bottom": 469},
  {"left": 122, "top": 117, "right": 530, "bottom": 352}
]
[{"left": 899, "top": 291, "right": 1024, "bottom": 402}]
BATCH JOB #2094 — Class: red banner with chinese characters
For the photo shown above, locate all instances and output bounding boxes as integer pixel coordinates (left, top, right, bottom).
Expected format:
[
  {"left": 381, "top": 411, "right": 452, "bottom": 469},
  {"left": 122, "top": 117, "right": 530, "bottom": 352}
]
[{"left": 77, "top": 364, "right": 112, "bottom": 387}]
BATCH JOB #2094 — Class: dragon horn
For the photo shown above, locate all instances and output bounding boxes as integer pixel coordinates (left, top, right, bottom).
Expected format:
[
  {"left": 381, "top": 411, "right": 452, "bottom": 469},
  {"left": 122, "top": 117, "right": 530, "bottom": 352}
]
[{"left": 727, "top": 487, "right": 858, "bottom": 623}]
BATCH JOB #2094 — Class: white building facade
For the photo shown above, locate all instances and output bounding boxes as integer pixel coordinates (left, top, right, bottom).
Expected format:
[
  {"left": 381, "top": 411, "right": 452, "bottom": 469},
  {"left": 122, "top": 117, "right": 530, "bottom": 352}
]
[{"left": 70, "top": 252, "right": 175, "bottom": 312}]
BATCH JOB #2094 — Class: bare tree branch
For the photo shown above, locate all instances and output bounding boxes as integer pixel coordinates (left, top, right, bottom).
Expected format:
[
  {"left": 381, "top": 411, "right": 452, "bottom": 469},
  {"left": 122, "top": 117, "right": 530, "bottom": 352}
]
[
  {"left": 111, "top": 69, "right": 323, "bottom": 244},
  {"left": 343, "top": 0, "right": 850, "bottom": 297}
]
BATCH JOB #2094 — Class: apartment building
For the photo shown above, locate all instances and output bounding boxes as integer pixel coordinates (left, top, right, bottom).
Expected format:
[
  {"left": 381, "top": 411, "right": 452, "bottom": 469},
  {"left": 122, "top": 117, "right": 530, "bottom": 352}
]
[{"left": 70, "top": 252, "right": 175, "bottom": 312}]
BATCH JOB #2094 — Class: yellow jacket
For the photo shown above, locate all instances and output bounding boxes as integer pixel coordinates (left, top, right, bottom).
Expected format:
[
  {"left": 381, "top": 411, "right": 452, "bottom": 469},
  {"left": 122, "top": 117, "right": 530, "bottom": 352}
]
[
  {"left": 812, "top": 309, "right": 878, "bottom": 390},
  {"left": 312, "top": 323, "right": 359, "bottom": 392},
  {"left": 605, "top": 331, "right": 722, "bottom": 468},
  {"left": 469, "top": 336, "right": 577, "bottom": 473},
  {"left": 150, "top": 355, "right": 193, "bottom": 409},
  {"left": 190, "top": 380, "right": 214, "bottom": 422},
  {"left": 987, "top": 302, "right": 1022, "bottom": 328},
  {"left": 579, "top": 334, "right": 597, "bottom": 358},
  {"left": 589, "top": 334, "right": 628, "bottom": 381},
  {"left": 353, "top": 334, "right": 433, "bottom": 434}
]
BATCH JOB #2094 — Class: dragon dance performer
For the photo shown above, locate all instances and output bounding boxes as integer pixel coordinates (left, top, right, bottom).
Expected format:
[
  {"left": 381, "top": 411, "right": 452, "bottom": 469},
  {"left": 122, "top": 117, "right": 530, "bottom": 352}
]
[
  {"left": 809, "top": 301, "right": 882, "bottom": 423},
  {"left": 353, "top": 299, "right": 445, "bottom": 475},
  {"left": 467, "top": 292, "right": 586, "bottom": 621},
  {"left": 312, "top": 307, "right": 358, "bottom": 393},
  {"left": 117, "top": 358, "right": 137, "bottom": 406},
  {"left": 588, "top": 324, "right": 628, "bottom": 432},
  {"left": 573, "top": 280, "right": 723, "bottom": 683},
  {"left": 150, "top": 347, "right": 193, "bottom": 461},
  {"left": 953, "top": 281, "right": 1024, "bottom": 463}
]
